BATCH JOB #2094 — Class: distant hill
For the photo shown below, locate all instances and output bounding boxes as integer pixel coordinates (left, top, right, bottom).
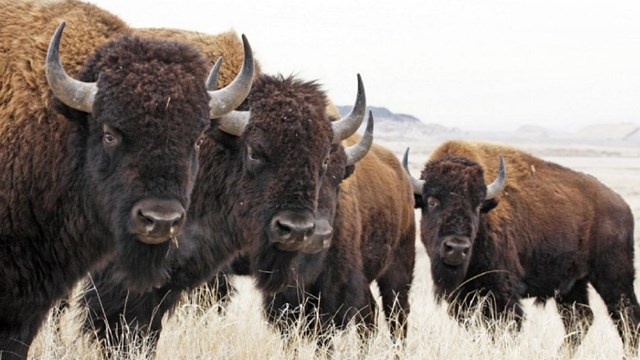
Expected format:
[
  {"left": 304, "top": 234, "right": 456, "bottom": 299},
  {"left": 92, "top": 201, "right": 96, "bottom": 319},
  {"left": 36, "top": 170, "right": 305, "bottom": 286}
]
[
  {"left": 336, "top": 105, "right": 461, "bottom": 140},
  {"left": 335, "top": 105, "right": 640, "bottom": 152}
]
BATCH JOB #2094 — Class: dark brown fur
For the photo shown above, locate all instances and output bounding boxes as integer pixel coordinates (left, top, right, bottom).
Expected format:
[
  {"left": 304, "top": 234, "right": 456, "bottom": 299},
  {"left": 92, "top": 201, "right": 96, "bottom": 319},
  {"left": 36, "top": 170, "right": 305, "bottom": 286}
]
[
  {"left": 80, "top": 74, "right": 385, "bottom": 354},
  {"left": 257, "top": 137, "right": 417, "bottom": 343},
  {"left": 416, "top": 140, "right": 639, "bottom": 352},
  {"left": 0, "top": 1, "right": 214, "bottom": 357}
]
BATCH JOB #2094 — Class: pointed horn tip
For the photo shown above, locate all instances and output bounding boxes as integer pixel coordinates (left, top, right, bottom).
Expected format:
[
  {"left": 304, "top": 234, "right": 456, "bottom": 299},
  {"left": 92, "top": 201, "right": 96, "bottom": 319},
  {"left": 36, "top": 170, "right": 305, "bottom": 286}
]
[
  {"left": 47, "top": 22, "right": 66, "bottom": 57},
  {"left": 498, "top": 154, "right": 506, "bottom": 175},
  {"left": 365, "top": 110, "right": 374, "bottom": 133},
  {"left": 206, "top": 57, "right": 223, "bottom": 91},
  {"left": 485, "top": 154, "right": 507, "bottom": 200},
  {"left": 356, "top": 74, "right": 365, "bottom": 97},
  {"left": 402, "top": 147, "right": 411, "bottom": 171},
  {"left": 240, "top": 34, "right": 253, "bottom": 56}
]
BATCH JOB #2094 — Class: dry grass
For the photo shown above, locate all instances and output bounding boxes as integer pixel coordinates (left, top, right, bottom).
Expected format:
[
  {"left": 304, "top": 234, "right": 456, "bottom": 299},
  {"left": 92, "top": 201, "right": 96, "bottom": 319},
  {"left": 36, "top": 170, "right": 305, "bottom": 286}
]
[
  {"left": 28, "top": 143, "right": 640, "bottom": 360},
  {"left": 28, "top": 241, "right": 638, "bottom": 360}
]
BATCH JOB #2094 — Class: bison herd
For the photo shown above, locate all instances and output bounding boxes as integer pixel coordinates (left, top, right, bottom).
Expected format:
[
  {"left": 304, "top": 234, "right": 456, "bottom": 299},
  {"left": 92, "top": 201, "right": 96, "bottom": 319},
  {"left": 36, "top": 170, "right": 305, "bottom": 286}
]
[{"left": 0, "top": 0, "right": 638, "bottom": 359}]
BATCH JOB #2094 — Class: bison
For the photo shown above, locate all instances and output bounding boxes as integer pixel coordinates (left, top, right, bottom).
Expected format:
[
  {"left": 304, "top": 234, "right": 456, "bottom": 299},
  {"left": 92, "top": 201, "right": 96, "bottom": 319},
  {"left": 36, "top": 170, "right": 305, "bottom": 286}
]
[
  {"left": 255, "top": 133, "right": 416, "bottom": 344},
  {"left": 404, "top": 140, "right": 639, "bottom": 352},
  {"left": 80, "top": 73, "right": 374, "bottom": 354},
  {"left": 0, "top": 1, "right": 254, "bottom": 357},
  {"left": 207, "top": 131, "right": 417, "bottom": 345}
]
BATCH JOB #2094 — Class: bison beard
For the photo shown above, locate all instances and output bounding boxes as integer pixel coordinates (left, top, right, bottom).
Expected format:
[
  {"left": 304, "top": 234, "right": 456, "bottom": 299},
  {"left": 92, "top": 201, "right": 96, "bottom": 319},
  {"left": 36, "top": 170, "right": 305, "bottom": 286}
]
[
  {"left": 109, "top": 235, "right": 174, "bottom": 291},
  {"left": 431, "top": 259, "right": 470, "bottom": 301}
]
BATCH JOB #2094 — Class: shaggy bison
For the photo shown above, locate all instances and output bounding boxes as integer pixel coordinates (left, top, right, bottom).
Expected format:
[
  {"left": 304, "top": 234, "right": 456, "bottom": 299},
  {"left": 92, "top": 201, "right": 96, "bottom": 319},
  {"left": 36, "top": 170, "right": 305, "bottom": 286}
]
[
  {"left": 404, "top": 140, "right": 639, "bottom": 352},
  {"left": 257, "top": 134, "right": 416, "bottom": 343},
  {"left": 81, "top": 74, "right": 373, "bottom": 354},
  {"left": 0, "top": 1, "right": 253, "bottom": 357}
]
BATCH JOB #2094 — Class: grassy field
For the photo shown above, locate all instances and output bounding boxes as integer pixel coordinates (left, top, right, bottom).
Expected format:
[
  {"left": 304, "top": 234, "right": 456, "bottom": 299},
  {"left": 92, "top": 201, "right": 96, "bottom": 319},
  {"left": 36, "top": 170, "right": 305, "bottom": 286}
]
[{"left": 28, "top": 146, "right": 640, "bottom": 360}]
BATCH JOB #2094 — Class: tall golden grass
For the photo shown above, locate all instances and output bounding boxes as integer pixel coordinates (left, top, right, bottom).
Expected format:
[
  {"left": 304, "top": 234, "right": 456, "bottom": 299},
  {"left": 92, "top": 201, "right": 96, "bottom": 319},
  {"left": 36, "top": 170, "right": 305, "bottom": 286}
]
[
  {"left": 28, "top": 149, "right": 640, "bottom": 359},
  {"left": 28, "top": 229, "right": 638, "bottom": 360}
]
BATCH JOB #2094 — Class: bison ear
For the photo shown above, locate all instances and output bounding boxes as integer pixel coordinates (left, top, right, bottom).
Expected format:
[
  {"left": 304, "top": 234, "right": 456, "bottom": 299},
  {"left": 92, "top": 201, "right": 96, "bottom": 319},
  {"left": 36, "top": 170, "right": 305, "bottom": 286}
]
[
  {"left": 52, "top": 97, "right": 90, "bottom": 124},
  {"left": 343, "top": 164, "right": 355, "bottom": 180},
  {"left": 480, "top": 198, "right": 499, "bottom": 213},
  {"left": 413, "top": 194, "right": 424, "bottom": 209}
]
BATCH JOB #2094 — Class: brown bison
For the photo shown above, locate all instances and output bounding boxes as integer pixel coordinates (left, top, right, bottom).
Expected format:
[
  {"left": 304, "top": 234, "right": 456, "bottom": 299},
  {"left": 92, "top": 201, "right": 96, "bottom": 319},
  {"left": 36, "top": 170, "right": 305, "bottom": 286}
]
[
  {"left": 80, "top": 74, "right": 374, "bottom": 354},
  {"left": 255, "top": 134, "right": 416, "bottom": 343},
  {"left": 404, "top": 140, "right": 639, "bottom": 352},
  {"left": 208, "top": 130, "right": 417, "bottom": 345},
  {"left": 0, "top": 1, "right": 253, "bottom": 357}
]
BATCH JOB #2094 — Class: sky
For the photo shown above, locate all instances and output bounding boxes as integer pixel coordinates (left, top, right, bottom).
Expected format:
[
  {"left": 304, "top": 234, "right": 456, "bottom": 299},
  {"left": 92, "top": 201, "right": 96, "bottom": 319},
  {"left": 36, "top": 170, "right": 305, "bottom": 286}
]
[{"left": 87, "top": 0, "right": 640, "bottom": 132}]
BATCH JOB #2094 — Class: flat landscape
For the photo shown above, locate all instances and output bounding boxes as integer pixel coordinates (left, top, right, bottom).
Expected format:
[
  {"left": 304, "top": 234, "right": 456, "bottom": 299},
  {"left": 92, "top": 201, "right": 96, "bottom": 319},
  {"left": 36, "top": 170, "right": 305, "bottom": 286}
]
[{"left": 30, "top": 125, "right": 640, "bottom": 359}]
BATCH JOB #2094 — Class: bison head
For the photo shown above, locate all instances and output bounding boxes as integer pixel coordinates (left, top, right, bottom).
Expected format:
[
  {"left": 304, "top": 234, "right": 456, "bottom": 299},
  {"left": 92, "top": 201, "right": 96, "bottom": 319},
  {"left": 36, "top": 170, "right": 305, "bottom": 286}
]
[
  {"left": 206, "top": 72, "right": 372, "bottom": 291},
  {"left": 45, "top": 22, "right": 253, "bottom": 289},
  {"left": 404, "top": 150, "right": 505, "bottom": 297}
]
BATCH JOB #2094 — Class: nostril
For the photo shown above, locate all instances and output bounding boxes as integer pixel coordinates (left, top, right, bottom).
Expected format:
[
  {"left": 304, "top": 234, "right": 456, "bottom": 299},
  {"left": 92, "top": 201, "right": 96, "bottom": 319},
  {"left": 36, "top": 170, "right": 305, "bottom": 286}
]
[
  {"left": 304, "top": 224, "right": 315, "bottom": 238},
  {"left": 138, "top": 210, "right": 155, "bottom": 226},
  {"left": 444, "top": 243, "right": 455, "bottom": 255},
  {"left": 171, "top": 213, "right": 185, "bottom": 227},
  {"left": 275, "top": 220, "right": 292, "bottom": 237}
]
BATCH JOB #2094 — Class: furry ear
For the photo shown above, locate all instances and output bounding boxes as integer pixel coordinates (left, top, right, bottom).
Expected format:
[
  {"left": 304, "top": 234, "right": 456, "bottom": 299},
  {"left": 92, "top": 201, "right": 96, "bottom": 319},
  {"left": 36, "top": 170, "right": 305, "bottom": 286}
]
[
  {"left": 52, "top": 97, "right": 89, "bottom": 123},
  {"left": 414, "top": 194, "right": 424, "bottom": 209},
  {"left": 481, "top": 198, "right": 499, "bottom": 213},
  {"left": 343, "top": 164, "right": 355, "bottom": 180}
]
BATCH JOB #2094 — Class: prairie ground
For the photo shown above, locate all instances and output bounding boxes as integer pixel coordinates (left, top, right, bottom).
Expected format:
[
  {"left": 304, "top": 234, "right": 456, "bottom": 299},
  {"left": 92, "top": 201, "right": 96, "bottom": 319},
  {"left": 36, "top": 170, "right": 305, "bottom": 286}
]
[{"left": 29, "top": 138, "right": 640, "bottom": 359}]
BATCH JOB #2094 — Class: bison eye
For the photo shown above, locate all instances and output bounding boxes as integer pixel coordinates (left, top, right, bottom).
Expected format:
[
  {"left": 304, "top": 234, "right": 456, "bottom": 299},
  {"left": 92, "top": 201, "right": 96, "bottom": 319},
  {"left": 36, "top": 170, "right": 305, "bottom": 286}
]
[
  {"left": 103, "top": 132, "right": 119, "bottom": 147},
  {"left": 427, "top": 196, "right": 440, "bottom": 210},
  {"left": 247, "top": 147, "right": 259, "bottom": 161},
  {"left": 322, "top": 157, "right": 329, "bottom": 171},
  {"left": 102, "top": 124, "right": 120, "bottom": 147},
  {"left": 246, "top": 146, "right": 265, "bottom": 171}
]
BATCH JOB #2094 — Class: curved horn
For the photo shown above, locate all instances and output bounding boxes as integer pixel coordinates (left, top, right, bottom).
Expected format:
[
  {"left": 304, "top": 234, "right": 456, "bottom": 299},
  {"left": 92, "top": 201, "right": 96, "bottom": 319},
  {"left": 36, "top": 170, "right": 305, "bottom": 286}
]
[
  {"left": 485, "top": 155, "right": 506, "bottom": 200},
  {"left": 217, "top": 110, "right": 250, "bottom": 136},
  {"left": 205, "top": 57, "right": 223, "bottom": 91},
  {"left": 207, "top": 57, "right": 250, "bottom": 136},
  {"left": 208, "top": 34, "right": 255, "bottom": 119},
  {"left": 46, "top": 22, "right": 97, "bottom": 113},
  {"left": 403, "top": 148, "right": 425, "bottom": 195},
  {"left": 345, "top": 111, "right": 374, "bottom": 166},
  {"left": 331, "top": 74, "right": 366, "bottom": 143}
]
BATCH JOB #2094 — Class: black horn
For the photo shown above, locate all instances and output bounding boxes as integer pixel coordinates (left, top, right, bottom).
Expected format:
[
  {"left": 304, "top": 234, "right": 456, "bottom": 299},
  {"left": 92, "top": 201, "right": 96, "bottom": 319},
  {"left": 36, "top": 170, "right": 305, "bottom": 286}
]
[
  {"left": 345, "top": 111, "right": 374, "bottom": 166},
  {"left": 485, "top": 155, "right": 506, "bottom": 199},
  {"left": 403, "top": 148, "right": 425, "bottom": 195},
  {"left": 208, "top": 34, "right": 255, "bottom": 120},
  {"left": 46, "top": 22, "right": 97, "bottom": 113},
  {"left": 331, "top": 74, "right": 366, "bottom": 143}
]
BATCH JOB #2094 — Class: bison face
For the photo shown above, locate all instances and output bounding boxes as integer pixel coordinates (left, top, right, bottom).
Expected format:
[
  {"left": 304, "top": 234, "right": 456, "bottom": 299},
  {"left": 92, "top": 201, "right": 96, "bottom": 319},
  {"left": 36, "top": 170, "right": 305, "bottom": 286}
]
[
  {"left": 240, "top": 101, "right": 333, "bottom": 252},
  {"left": 417, "top": 156, "right": 502, "bottom": 295},
  {"left": 215, "top": 74, "right": 369, "bottom": 255},
  {"left": 206, "top": 74, "right": 371, "bottom": 292},
  {"left": 47, "top": 24, "right": 254, "bottom": 290}
]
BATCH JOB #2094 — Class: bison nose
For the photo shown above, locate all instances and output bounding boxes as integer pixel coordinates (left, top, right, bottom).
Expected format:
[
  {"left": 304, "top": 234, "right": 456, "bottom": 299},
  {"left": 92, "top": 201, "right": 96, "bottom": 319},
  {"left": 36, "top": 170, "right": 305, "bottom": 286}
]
[
  {"left": 301, "top": 219, "right": 333, "bottom": 254},
  {"left": 131, "top": 199, "right": 185, "bottom": 244},
  {"left": 270, "top": 210, "right": 315, "bottom": 249},
  {"left": 441, "top": 236, "right": 471, "bottom": 266}
]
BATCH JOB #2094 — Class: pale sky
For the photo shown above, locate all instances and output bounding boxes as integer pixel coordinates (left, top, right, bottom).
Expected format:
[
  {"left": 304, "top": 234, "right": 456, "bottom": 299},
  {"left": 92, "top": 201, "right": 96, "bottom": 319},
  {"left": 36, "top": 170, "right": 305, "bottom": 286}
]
[{"left": 87, "top": 0, "right": 640, "bottom": 132}]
